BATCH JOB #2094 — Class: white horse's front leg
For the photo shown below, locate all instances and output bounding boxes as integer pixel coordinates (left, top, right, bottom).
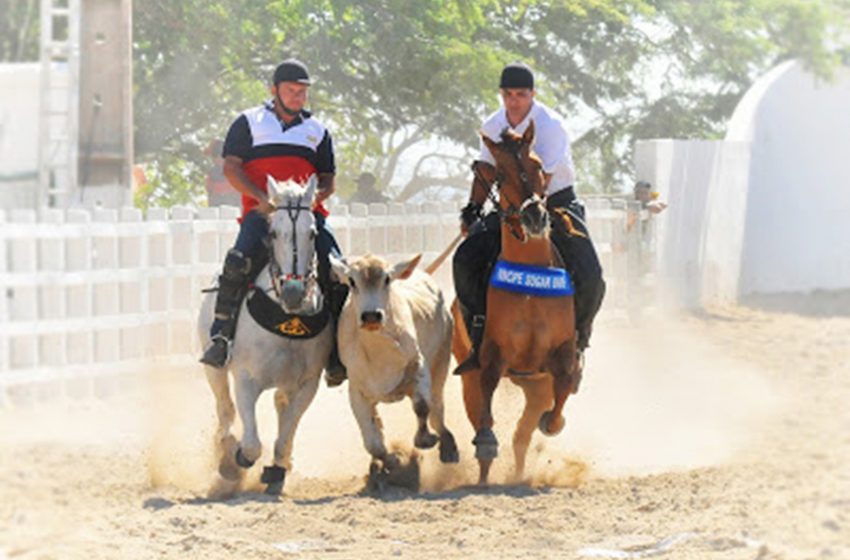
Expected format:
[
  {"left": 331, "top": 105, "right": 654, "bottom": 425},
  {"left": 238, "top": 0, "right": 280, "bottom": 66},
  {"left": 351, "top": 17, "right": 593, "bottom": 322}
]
[
  {"left": 273, "top": 375, "right": 321, "bottom": 472},
  {"left": 234, "top": 371, "right": 262, "bottom": 468},
  {"left": 409, "top": 356, "right": 438, "bottom": 450},
  {"left": 204, "top": 365, "right": 235, "bottom": 443}
]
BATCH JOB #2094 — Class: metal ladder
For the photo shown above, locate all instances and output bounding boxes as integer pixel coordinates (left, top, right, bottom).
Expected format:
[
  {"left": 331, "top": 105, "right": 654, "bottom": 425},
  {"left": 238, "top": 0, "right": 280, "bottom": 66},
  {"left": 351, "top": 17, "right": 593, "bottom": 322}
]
[{"left": 37, "top": 0, "right": 81, "bottom": 207}]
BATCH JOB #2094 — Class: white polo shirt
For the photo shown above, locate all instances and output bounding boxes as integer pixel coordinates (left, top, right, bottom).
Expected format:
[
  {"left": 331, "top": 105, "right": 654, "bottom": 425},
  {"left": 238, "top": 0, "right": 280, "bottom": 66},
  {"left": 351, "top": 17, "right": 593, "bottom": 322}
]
[{"left": 478, "top": 100, "right": 576, "bottom": 195}]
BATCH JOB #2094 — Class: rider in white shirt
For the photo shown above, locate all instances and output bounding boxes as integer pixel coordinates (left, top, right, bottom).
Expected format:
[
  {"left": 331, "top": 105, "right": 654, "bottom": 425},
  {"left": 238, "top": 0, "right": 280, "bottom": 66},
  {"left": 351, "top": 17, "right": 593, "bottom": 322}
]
[{"left": 453, "top": 62, "right": 606, "bottom": 375}]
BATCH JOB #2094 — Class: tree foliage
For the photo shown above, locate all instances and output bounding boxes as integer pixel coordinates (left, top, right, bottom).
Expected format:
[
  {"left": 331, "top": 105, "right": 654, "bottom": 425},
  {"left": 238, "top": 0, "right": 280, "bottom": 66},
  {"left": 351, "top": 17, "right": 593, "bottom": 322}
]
[
  {"left": 0, "top": 0, "right": 39, "bottom": 62},
  {"left": 125, "top": 0, "right": 847, "bottom": 206}
]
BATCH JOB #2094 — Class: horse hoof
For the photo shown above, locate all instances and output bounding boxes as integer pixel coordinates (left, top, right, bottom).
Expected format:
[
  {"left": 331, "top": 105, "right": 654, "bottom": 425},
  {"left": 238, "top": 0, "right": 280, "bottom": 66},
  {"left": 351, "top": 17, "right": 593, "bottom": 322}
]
[
  {"left": 260, "top": 465, "right": 286, "bottom": 483},
  {"left": 439, "top": 433, "right": 460, "bottom": 464},
  {"left": 382, "top": 453, "right": 402, "bottom": 472},
  {"left": 234, "top": 447, "right": 256, "bottom": 469},
  {"left": 264, "top": 482, "right": 283, "bottom": 496},
  {"left": 473, "top": 428, "right": 499, "bottom": 460},
  {"left": 414, "top": 431, "right": 439, "bottom": 450},
  {"left": 538, "top": 411, "right": 565, "bottom": 436}
]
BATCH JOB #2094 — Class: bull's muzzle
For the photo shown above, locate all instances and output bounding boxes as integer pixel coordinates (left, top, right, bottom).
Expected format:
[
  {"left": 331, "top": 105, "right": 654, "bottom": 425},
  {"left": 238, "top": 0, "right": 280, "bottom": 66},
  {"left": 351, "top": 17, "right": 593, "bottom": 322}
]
[{"left": 360, "top": 310, "right": 384, "bottom": 331}]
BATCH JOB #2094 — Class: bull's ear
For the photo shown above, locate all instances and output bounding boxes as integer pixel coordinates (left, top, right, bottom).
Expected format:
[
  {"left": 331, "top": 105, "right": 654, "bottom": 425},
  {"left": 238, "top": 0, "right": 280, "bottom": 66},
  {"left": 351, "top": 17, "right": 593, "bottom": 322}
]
[
  {"left": 330, "top": 256, "right": 350, "bottom": 284},
  {"left": 390, "top": 254, "right": 422, "bottom": 281}
]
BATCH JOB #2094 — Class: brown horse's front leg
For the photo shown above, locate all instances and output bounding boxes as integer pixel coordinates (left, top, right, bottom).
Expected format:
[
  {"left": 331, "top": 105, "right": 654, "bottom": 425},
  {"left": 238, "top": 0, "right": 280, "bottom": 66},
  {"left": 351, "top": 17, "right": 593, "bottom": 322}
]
[
  {"left": 540, "top": 340, "right": 576, "bottom": 436},
  {"left": 473, "top": 342, "right": 502, "bottom": 462}
]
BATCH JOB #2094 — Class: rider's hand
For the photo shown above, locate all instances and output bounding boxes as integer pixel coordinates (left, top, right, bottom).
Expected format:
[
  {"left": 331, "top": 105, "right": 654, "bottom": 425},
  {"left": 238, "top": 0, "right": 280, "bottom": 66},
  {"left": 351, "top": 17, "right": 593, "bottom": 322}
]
[
  {"left": 459, "top": 201, "right": 482, "bottom": 237},
  {"left": 255, "top": 199, "right": 275, "bottom": 215}
]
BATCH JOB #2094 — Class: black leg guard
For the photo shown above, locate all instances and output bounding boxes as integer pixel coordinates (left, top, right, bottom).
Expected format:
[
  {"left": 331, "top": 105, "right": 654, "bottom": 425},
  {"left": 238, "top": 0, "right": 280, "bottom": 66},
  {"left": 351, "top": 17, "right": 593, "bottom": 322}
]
[
  {"left": 200, "top": 250, "right": 252, "bottom": 368},
  {"left": 454, "top": 306, "right": 485, "bottom": 376},
  {"left": 324, "top": 282, "right": 349, "bottom": 387},
  {"left": 452, "top": 220, "right": 499, "bottom": 376}
]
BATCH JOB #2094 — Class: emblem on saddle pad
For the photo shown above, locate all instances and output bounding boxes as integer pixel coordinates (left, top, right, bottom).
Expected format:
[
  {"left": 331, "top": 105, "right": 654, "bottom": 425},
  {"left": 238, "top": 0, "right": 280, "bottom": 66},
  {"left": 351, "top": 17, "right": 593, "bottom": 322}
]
[
  {"left": 489, "top": 260, "right": 574, "bottom": 297},
  {"left": 246, "top": 288, "right": 330, "bottom": 339},
  {"left": 277, "top": 317, "right": 311, "bottom": 336}
]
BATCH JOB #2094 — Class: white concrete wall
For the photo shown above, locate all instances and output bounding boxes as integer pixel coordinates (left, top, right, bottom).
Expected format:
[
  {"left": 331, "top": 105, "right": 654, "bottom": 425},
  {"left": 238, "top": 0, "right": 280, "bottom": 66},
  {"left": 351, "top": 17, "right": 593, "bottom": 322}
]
[
  {"left": 635, "top": 140, "right": 751, "bottom": 308},
  {"left": 727, "top": 60, "right": 850, "bottom": 295},
  {"left": 639, "top": 60, "right": 850, "bottom": 307},
  {"left": 0, "top": 63, "right": 40, "bottom": 209}
]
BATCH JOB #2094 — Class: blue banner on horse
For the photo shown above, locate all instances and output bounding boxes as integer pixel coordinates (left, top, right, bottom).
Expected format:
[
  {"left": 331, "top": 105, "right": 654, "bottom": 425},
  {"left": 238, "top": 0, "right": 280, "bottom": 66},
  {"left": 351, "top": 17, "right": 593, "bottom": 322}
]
[{"left": 489, "top": 260, "right": 574, "bottom": 297}]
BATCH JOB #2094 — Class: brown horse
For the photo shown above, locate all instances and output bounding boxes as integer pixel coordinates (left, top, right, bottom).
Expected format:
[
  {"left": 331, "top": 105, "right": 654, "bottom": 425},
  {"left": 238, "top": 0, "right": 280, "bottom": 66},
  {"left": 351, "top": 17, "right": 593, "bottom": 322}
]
[{"left": 451, "top": 121, "right": 581, "bottom": 484}]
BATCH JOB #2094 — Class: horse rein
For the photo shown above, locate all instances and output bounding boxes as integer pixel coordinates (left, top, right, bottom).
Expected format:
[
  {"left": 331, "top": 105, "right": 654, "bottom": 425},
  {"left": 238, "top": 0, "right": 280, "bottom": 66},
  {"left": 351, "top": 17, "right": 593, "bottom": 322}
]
[
  {"left": 266, "top": 202, "right": 317, "bottom": 300},
  {"left": 473, "top": 145, "right": 543, "bottom": 241}
]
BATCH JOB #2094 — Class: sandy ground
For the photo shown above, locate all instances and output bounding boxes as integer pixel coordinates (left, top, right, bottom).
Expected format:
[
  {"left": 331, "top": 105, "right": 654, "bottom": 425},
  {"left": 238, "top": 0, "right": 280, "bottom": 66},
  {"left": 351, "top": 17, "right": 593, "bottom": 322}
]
[{"left": 1, "top": 302, "right": 849, "bottom": 559}]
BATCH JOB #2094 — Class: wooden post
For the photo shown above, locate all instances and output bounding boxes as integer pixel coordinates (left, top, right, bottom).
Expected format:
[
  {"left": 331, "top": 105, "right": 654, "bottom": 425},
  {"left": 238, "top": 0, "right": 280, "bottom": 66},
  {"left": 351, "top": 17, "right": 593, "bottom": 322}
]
[{"left": 77, "top": 0, "right": 133, "bottom": 206}]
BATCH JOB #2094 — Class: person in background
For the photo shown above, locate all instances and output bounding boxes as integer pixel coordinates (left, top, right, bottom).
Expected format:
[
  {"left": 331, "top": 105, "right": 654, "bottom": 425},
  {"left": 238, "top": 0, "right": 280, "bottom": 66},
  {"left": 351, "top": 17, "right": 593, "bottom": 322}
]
[
  {"left": 633, "top": 180, "right": 667, "bottom": 214},
  {"left": 204, "top": 139, "right": 241, "bottom": 208},
  {"left": 348, "top": 172, "right": 390, "bottom": 204}
]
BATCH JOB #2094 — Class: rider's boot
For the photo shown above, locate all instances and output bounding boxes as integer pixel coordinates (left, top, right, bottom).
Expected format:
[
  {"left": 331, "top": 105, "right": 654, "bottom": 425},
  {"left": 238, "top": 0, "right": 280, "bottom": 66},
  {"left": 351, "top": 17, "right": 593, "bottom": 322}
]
[
  {"left": 453, "top": 311, "right": 485, "bottom": 376},
  {"left": 324, "top": 282, "right": 349, "bottom": 387},
  {"left": 200, "top": 250, "right": 252, "bottom": 368}
]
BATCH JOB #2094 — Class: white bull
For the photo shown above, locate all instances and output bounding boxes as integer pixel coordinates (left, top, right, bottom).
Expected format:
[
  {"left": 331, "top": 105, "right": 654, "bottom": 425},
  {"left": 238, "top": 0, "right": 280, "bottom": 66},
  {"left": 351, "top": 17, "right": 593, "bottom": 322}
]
[{"left": 331, "top": 254, "right": 459, "bottom": 474}]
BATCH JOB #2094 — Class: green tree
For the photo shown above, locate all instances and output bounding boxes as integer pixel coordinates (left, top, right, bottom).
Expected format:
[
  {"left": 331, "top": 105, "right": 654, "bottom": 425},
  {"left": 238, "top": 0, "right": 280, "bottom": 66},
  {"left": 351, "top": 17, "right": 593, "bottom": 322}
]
[
  {"left": 131, "top": 0, "right": 847, "bottom": 207},
  {"left": 0, "top": 0, "right": 39, "bottom": 62}
]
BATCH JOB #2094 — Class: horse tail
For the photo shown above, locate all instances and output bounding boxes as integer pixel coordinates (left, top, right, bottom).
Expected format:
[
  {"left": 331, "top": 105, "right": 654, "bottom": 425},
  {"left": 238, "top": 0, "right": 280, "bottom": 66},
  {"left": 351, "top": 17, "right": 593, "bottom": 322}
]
[{"left": 425, "top": 233, "right": 463, "bottom": 275}]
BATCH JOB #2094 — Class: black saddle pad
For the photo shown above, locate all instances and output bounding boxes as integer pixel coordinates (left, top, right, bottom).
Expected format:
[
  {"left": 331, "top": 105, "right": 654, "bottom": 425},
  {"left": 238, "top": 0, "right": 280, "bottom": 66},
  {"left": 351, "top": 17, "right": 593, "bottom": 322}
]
[{"left": 246, "top": 288, "right": 330, "bottom": 339}]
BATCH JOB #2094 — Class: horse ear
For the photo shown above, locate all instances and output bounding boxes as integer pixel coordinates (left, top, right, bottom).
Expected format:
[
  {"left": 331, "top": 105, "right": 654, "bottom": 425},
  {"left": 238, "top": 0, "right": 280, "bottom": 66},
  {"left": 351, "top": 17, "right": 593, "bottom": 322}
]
[
  {"left": 521, "top": 120, "right": 535, "bottom": 145},
  {"left": 390, "top": 254, "right": 422, "bottom": 281},
  {"left": 267, "top": 175, "right": 282, "bottom": 202},
  {"left": 304, "top": 174, "right": 319, "bottom": 203},
  {"left": 480, "top": 131, "right": 498, "bottom": 155},
  {"left": 329, "top": 256, "right": 350, "bottom": 284}
]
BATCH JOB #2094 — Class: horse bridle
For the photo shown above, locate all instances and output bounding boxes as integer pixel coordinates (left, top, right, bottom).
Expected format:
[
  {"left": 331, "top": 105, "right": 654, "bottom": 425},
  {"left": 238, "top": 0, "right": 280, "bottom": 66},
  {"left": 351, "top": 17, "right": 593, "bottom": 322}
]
[
  {"left": 266, "top": 201, "right": 317, "bottom": 300},
  {"left": 473, "top": 142, "right": 542, "bottom": 241}
]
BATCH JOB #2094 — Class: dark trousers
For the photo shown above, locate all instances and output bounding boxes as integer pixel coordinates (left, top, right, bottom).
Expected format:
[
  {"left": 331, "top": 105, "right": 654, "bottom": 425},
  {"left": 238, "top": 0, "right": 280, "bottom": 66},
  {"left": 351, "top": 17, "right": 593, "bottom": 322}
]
[{"left": 452, "top": 188, "right": 606, "bottom": 349}]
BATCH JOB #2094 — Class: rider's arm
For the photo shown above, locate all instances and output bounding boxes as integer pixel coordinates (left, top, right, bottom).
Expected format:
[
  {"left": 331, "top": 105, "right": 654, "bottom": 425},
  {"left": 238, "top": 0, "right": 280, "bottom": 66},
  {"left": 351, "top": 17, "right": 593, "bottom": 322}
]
[
  {"left": 221, "top": 114, "right": 273, "bottom": 212},
  {"left": 314, "top": 130, "right": 336, "bottom": 207},
  {"left": 315, "top": 173, "right": 335, "bottom": 206},
  {"left": 222, "top": 156, "right": 272, "bottom": 212}
]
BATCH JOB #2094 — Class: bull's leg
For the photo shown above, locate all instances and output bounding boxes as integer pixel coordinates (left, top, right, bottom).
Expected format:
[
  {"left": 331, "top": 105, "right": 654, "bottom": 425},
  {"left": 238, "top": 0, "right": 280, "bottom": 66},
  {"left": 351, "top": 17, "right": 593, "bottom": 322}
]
[
  {"left": 511, "top": 376, "right": 553, "bottom": 482},
  {"left": 540, "top": 340, "right": 576, "bottom": 436},
  {"left": 428, "top": 343, "right": 459, "bottom": 464},
  {"left": 349, "top": 386, "right": 397, "bottom": 470},
  {"left": 204, "top": 365, "right": 241, "bottom": 485},
  {"left": 233, "top": 372, "right": 263, "bottom": 468},
  {"left": 410, "top": 359, "right": 439, "bottom": 450}
]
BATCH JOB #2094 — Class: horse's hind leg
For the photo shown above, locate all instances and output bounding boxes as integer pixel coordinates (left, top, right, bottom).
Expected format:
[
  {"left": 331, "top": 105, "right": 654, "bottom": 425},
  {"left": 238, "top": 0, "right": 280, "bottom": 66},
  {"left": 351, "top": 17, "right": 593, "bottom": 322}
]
[
  {"left": 540, "top": 341, "right": 577, "bottom": 436},
  {"left": 511, "top": 376, "right": 553, "bottom": 482}
]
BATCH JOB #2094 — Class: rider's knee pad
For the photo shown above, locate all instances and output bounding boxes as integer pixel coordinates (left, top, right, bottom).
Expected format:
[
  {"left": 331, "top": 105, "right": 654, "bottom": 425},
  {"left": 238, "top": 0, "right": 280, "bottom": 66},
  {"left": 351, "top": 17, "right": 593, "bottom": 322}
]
[{"left": 222, "top": 249, "right": 252, "bottom": 281}]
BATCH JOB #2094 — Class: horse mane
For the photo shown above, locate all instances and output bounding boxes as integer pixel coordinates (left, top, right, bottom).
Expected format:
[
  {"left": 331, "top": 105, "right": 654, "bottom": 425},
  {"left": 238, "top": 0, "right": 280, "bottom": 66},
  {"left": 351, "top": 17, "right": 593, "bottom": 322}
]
[{"left": 272, "top": 179, "right": 311, "bottom": 205}]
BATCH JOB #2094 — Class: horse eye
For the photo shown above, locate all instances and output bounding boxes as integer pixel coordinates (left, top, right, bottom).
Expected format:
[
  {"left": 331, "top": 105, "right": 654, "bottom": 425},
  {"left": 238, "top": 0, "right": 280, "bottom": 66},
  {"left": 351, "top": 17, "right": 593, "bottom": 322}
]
[
  {"left": 349, "top": 278, "right": 357, "bottom": 290},
  {"left": 384, "top": 276, "right": 390, "bottom": 287},
  {"left": 269, "top": 231, "right": 277, "bottom": 239}
]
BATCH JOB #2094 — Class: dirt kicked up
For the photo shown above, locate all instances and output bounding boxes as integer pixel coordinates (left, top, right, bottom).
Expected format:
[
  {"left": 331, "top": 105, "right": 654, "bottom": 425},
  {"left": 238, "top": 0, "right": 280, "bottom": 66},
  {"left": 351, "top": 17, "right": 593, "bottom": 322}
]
[{"left": 1, "top": 303, "right": 848, "bottom": 559}]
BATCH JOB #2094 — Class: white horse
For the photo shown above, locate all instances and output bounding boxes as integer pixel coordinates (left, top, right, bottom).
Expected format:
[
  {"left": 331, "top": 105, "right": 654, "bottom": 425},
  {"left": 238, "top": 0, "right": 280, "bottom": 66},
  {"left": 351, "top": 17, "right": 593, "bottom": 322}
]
[{"left": 197, "top": 176, "right": 332, "bottom": 496}]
